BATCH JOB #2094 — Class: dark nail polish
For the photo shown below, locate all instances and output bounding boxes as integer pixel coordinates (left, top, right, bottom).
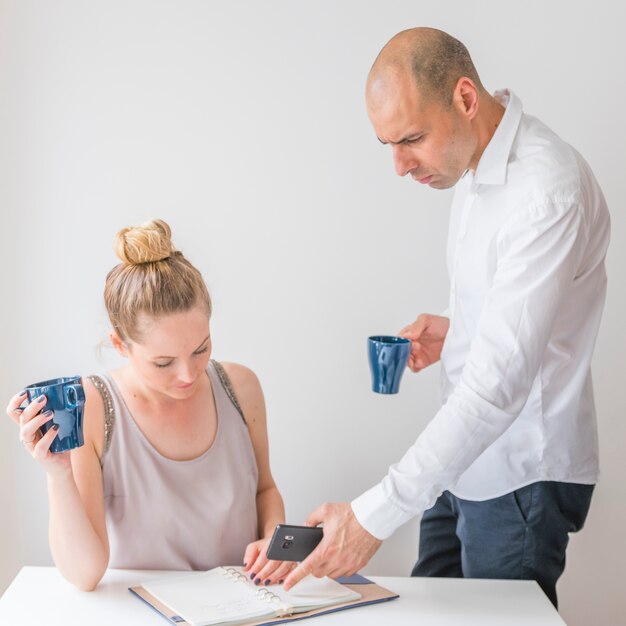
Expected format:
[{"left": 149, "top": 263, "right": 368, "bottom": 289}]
[
  {"left": 37, "top": 395, "right": 46, "bottom": 403},
  {"left": 53, "top": 424, "right": 60, "bottom": 431},
  {"left": 254, "top": 578, "right": 260, "bottom": 585},
  {"left": 243, "top": 562, "right": 247, "bottom": 567},
  {"left": 250, "top": 573, "right": 256, "bottom": 579},
  {"left": 19, "top": 390, "right": 27, "bottom": 396},
  {"left": 279, "top": 580, "right": 284, "bottom": 584},
  {"left": 264, "top": 579, "right": 270, "bottom": 586},
  {"left": 43, "top": 410, "right": 53, "bottom": 417}
]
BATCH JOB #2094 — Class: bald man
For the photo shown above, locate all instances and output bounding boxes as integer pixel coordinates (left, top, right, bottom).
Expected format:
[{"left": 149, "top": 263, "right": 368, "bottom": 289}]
[{"left": 284, "top": 28, "right": 609, "bottom": 608}]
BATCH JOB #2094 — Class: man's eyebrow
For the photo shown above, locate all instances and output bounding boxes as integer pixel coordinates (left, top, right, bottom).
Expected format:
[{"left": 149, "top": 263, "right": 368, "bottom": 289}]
[
  {"left": 377, "top": 132, "right": 424, "bottom": 146},
  {"left": 153, "top": 335, "right": 211, "bottom": 359}
]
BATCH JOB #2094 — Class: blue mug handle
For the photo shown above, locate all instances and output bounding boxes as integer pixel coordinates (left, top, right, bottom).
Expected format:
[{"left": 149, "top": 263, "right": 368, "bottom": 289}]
[{"left": 64, "top": 383, "right": 85, "bottom": 410}]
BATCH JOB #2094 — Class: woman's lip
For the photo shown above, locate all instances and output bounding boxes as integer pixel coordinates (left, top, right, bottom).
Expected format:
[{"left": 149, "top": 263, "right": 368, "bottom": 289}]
[
  {"left": 176, "top": 382, "right": 194, "bottom": 389},
  {"left": 417, "top": 175, "right": 433, "bottom": 184}
]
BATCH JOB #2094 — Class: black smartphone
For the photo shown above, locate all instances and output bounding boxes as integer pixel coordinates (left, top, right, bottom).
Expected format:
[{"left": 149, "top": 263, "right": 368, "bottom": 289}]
[{"left": 266, "top": 524, "right": 323, "bottom": 562}]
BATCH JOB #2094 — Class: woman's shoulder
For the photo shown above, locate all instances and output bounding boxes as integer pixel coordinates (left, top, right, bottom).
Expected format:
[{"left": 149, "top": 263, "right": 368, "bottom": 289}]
[
  {"left": 217, "top": 361, "right": 260, "bottom": 388},
  {"left": 83, "top": 375, "right": 106, "bottom": 414},
  {"left": 215, "top": 362, "right": 265, "bottom": 424}
]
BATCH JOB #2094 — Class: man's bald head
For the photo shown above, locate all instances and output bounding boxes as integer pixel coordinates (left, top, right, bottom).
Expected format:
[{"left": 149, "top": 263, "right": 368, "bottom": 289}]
[{"left": 368, "top": 28, "right": 483, "bottom": 107}]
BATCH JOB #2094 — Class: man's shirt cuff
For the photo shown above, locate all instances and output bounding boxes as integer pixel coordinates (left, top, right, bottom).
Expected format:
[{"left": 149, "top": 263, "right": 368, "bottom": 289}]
[{"left": 351, "top": 481, "right": 414, "bottom": 540}]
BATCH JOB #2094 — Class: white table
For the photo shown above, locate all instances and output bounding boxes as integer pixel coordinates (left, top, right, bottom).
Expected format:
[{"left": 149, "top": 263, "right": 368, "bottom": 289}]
[{"left": 0, "top": 566, "right": 566, "bottom": 625}]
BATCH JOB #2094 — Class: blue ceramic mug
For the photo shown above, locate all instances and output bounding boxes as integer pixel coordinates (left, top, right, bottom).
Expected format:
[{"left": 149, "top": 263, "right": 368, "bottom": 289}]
[
  {"left": 25, "top": 376, "right": 85, "bottom": 453},
  {"left": 368, "top": 336, "right": 411, "bottom": 394}
]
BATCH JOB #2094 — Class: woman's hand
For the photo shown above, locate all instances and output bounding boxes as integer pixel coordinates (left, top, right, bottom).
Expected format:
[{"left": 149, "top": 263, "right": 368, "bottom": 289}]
[
  {"left": 242, "top": 536, "right": 296, "bottom": 586},
  {"left": 6, "top": 390, "right": 71, "bottom": 475}
]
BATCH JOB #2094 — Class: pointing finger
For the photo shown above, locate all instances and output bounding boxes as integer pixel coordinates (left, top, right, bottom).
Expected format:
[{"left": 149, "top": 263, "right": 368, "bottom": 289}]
[{"left": 282, "top": 553, "right": 317, "bottom": 591}]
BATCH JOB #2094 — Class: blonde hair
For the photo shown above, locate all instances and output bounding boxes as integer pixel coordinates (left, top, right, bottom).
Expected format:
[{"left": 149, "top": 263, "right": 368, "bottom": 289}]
[{"left": 104, "top": 219, "right": 212, "bottom": 343}]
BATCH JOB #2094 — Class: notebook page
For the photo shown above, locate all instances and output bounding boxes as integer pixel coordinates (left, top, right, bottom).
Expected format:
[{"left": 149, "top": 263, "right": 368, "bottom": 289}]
[
  {"left": 229, "top": 567, "right": 361, "bottom": 614},
  {"left": 142, "top": 568, "right": 276, "bottom": 626}
]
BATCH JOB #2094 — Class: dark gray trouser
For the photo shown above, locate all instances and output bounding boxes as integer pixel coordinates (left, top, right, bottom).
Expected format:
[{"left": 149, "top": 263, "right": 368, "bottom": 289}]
[{"left": 412, "top": 481, "right": 594, "bottom": 609}]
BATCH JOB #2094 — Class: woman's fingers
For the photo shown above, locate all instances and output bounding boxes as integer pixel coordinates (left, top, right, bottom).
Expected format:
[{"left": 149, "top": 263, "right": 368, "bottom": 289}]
[
  {"left": 242, "top": 543, "right": 261, "bottom": 573},
  {"left": 19, "top": 410, "right": 54, "bottom": 445},
  {"left": 30, "top": 422, "right": 59, "bottom": 460},
  {"left": 248, "top": 552, "right": 269, "bottom": 583},
  {"left": 254, "top": 557, "right": 297, "bottom": 585},
  {"left": 252, "top": 558, "right": 279, "bottom": 585},
  {"left": 19, "top": 394, "right": 47, "bottom": 425},
  {"left": 261, "top": 560, "right": 296, "bottom": 585},
  {"left": 6, "top": 390, "right": 29, "bottom": 424}
]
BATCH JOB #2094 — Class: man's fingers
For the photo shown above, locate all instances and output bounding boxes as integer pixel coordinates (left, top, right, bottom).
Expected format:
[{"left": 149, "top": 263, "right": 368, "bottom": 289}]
[
  {"left": 399, "top": 316, "right": 428, "bottom": 340},
  {"left": 305, "top": 503, "right": 329, "bottom": 528},
  {"left": 326, "top": 564, "right": 353, "bottom": 579},
  {"left": 282, "top": 554, "right": 317, "bottom": 591}
]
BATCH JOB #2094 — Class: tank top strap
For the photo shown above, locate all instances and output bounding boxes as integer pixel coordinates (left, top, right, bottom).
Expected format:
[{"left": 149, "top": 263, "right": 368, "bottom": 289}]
[
  {"left": 86, "top": 374, "right": 116, "bottom": 457},
  {"left": 209, "top": 359, "right": 247, "bottom": 425}
]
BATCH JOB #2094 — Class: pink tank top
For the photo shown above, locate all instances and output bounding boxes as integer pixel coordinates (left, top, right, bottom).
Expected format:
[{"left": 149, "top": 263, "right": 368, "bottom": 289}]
[{"left": 89, "top": 361, "right": 259, "bottom": 570}]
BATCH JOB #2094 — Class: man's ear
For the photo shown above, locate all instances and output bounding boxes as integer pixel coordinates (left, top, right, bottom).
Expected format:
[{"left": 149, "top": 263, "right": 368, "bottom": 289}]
[
  {"left": 110, "top": 330, "right": 129, "bottom": 357},
  {"left": 453, "top": 77, "right": 479, "bottom": 120}
]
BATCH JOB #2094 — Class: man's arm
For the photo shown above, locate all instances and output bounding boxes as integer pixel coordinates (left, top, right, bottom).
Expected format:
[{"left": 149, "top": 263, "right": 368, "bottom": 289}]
[
  {"left": 354, "top": 200, "right": 588, "bottom": 537},
  {"left": 285, "top": 200, "right": 589, "bottom": 587}
]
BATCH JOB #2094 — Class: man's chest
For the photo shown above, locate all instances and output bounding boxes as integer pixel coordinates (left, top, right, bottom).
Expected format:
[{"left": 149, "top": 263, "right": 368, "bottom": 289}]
[{"left": 446, "top": 186, "right": 520, "bottom": 303}]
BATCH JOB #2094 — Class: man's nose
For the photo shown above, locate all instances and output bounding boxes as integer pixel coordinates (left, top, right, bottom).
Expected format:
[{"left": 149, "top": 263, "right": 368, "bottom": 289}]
[{"left": 392, "top": 144, "right": 416, "bottom": 177}]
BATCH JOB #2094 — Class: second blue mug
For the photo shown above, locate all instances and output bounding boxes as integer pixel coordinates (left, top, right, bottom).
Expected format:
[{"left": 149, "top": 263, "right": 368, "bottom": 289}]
[{"left": 368, "top": 336, "right": 411, "bottom": 394}]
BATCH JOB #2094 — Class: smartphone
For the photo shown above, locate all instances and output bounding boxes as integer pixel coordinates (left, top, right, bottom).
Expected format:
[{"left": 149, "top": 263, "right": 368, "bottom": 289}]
[{"left": 266, "top": 524, "right": 323, "bottom": 562}]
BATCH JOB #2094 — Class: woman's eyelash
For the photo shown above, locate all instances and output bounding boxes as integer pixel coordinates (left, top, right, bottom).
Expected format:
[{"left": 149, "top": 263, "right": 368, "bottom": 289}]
[{"left": 154, "top": 346, "right": 208, "bottom": 368}]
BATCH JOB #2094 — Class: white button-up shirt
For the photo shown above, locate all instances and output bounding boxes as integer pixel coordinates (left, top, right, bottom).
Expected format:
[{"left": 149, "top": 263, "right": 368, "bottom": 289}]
[{"left": 352, "top": 90, "right": 611, "bottom": 540}]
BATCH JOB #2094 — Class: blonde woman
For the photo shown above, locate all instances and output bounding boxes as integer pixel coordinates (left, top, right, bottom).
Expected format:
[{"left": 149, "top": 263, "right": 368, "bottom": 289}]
[{"left": 7, "top": 219, "right": 293, "bottom": 590}]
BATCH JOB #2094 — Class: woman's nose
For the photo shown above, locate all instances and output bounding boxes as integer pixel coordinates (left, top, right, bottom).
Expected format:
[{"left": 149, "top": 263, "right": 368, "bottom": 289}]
[{"left": 177, "top": 362, "right": 195, "bottom": 383}]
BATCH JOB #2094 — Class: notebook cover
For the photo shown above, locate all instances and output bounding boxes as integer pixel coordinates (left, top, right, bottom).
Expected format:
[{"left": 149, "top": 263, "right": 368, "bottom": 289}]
[{"left": 129, "top": 577, "right": 399, "bottom": 626}]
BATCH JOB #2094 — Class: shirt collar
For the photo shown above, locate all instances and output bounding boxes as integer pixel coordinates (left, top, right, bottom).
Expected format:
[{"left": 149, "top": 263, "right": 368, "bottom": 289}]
[{"left": 472, "top": 89, "right": 523, "bottom": 187}]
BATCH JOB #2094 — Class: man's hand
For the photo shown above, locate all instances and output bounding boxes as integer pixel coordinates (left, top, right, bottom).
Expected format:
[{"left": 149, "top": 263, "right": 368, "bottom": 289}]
[
  {"left": 399, "top": 314, "right": 450, "bottom": 372},
  {"left": 282, "top": 502, "right": 382, "bottom": 591}
]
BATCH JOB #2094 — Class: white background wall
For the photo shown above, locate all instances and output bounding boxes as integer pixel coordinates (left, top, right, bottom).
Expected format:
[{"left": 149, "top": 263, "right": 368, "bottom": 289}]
[{"left": 1, "top": 1, "right": 624, "bottom": 624}]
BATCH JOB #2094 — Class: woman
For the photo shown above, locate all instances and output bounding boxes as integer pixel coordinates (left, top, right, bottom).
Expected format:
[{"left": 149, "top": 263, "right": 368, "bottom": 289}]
[{"left": 6, "top": 219, "right": 293, "bottom": 590}]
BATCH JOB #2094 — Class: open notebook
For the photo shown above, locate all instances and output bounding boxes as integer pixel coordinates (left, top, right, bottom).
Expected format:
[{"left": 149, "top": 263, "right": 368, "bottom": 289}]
[{"left": 130, "top": 566, "right": 398, "bottom": 626}]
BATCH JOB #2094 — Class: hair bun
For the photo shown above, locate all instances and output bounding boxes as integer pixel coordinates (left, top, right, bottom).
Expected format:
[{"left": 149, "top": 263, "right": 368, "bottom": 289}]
[{"left": 114, "top": 219, "right": 175, "bottom": 265}]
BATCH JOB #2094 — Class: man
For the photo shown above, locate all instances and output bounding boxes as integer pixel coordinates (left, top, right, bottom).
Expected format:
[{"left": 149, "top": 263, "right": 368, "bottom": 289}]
[{"left": 283, "top": 27, "right": 610, "bottom": 608}]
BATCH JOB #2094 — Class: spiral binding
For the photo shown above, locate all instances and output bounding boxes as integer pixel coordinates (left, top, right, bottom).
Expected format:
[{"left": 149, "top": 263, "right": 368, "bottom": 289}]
[
  {"left": 221, "top": 567, "right": 290, "bottom": 616},
  {"left": 223, "top": 567, "right": 248, "bottom": 584},
  {"left": 256, "top": 587, "right": 284, "bottom": 606}
]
